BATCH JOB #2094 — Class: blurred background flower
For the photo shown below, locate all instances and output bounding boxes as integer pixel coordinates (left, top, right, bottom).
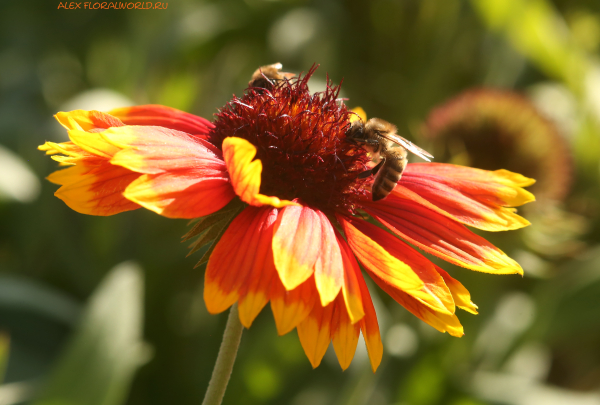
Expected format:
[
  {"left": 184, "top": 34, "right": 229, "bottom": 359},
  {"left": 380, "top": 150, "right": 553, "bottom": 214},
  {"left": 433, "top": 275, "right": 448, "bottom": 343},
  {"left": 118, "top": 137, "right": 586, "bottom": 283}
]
[
  {"left": 422, "top": 88, "right": 572, "bottom": 202},
  {"left": 2, "top": 0, "right": 600, "bottom": 404}
]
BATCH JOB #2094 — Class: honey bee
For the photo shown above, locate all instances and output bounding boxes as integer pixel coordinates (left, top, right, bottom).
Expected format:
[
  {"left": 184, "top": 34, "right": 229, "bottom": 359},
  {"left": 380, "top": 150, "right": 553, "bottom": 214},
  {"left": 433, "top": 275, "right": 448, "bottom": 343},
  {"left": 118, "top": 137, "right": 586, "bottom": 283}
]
[
  {"left": 248, "top": 63, "right": 296, "bottom": 89},
  {"left": 347, "top": 117, "right": 433, "bottom": 201}
]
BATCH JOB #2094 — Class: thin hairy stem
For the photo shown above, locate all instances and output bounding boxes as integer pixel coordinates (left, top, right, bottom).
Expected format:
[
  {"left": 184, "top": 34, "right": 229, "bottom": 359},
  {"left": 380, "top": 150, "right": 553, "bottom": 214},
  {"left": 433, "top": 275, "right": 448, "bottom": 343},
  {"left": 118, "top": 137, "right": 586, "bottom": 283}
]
[{"left": 201, "top": 304, "right": 244, "bottom": 405}]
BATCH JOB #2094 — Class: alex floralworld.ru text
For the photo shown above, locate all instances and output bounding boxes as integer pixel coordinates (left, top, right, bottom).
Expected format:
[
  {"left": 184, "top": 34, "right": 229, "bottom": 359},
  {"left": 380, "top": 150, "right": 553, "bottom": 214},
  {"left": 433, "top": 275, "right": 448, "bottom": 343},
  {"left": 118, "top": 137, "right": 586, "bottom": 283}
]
[{"left": 57, "top": 2, "right": 168, "bottom": 9}]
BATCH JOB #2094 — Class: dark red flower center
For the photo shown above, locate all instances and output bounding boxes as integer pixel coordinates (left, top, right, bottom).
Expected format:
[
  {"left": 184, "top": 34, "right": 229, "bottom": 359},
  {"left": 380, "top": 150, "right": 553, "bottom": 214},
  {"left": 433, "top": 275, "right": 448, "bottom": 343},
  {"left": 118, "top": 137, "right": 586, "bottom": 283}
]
[{"left": 209, "top": 67, "right": 370, "bottom": 215}]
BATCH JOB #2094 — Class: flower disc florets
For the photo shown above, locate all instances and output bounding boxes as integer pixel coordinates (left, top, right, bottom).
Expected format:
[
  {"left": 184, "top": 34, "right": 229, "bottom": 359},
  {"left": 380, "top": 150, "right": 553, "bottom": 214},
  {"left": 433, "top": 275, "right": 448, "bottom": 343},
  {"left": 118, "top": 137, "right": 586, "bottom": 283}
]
[{"left": 210, "top": 67, "right": 370, "bottom": 215}]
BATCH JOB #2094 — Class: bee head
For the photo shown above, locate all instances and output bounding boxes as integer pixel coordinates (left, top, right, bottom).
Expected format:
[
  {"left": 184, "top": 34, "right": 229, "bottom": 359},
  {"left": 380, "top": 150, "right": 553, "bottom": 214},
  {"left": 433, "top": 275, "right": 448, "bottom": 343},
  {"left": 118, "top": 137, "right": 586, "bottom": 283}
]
[{"left": 346, "top": 120, "right": 365, "bottom": 141}]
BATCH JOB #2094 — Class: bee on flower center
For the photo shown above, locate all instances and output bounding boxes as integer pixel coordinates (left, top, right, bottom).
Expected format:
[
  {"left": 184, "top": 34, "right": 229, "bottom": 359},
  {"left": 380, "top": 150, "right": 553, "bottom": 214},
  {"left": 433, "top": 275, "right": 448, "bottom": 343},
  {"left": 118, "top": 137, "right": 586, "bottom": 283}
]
[
  {"left": 347, "top": 118, "right": 434, "bottom": 201},
  {"left": 248, "top": 62, "right": 296, "bottom": 89}
]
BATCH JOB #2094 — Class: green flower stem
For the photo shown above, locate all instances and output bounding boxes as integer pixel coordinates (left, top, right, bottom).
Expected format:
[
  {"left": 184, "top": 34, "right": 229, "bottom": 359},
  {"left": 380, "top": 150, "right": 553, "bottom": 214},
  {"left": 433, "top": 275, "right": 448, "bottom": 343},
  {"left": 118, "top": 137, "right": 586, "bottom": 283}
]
[{"left": 202, "top": 303, "right": 244, "bottom": 405}]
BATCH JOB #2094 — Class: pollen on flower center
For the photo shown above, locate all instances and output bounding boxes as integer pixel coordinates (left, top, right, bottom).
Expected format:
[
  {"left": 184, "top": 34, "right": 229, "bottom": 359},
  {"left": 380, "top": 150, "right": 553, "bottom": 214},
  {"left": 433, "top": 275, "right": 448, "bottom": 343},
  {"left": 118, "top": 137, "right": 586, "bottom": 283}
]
[{"left": 209, "top": 67, "right": 371, "bottom": 214}]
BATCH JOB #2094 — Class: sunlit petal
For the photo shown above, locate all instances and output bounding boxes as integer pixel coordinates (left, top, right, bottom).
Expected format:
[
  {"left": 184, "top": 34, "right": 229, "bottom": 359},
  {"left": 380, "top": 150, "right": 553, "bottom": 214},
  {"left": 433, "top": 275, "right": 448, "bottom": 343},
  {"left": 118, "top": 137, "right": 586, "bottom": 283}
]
[
  {"left": 222, "top": 137, "right": 298, "bottom": 208},
  {"left": 49, "top": 162, "right": 141, "bottom": 216},
  {"left": 101, "top": 126, "right": 225, "bottom": 174},
  {"left": 342, "top": 217, "right": 454, "bottom": 315},
  {"left": 55, "top": 110, "right": 124, "bottom": 132},
  {"left": 313, "top": 210, "right": 344, "bottom": 307},
  {"left": 272, "top": 205, "right": 322, "bottom": 291}
]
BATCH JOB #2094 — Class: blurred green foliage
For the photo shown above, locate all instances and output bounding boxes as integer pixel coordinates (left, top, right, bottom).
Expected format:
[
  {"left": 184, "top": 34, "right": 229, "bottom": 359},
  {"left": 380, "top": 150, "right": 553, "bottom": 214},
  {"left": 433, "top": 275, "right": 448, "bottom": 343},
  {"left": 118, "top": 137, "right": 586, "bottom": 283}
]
[
  {"left": 33, "top": 262, "right": 148, "bottom": 405},
  {"left": 1, "top": 0, "right": 600, "bottom": 404}
]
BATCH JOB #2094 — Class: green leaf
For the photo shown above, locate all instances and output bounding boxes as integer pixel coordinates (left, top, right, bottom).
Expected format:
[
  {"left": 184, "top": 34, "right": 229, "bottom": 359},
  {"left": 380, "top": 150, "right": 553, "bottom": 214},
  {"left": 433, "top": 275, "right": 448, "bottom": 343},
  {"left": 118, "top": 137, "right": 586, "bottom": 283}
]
[
  {"left": 471, "top": 0, "right": 590, "bottom": 92},
  {"left": 33, "top": 262, "right": 150, "bottom": 405}
]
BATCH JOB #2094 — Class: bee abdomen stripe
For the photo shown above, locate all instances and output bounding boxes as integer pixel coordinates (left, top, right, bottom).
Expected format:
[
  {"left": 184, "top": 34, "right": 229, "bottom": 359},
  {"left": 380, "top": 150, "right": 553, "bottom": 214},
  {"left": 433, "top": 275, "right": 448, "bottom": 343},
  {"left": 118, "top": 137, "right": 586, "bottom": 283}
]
[{"left": 384, "top": 170, "right": 401, "bottom": 182}]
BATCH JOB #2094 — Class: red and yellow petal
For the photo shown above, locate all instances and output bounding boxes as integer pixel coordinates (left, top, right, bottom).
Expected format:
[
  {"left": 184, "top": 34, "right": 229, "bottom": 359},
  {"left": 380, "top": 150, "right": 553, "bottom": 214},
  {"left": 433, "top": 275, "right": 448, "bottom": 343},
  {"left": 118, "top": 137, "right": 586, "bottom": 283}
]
[
  {"left": 340, "top": 216, "right": 422, "bottom": 292},
  {"left": 297, "top": 267, "right": 382, "bottom": 371},
  {"left": 272, "top": 205, "right": 323, "bottom": 291},
  {"left": 330, "top": 296, "right": 361, "bottom": 371},
  {"left": 388, "top": 185, "right": 530, "bottom": 232},
  {"left": 204, "top": 206, "right": 277, "bottom": 322},
  {"left": 297, "top": 299, "right": 335, "bottom": 369},
  {"left": 342, "top": 217, "right": 455, "bottom": 315},
  {"left": 48, "top": 161, "right": 141, "bottom": 216},
  {"left": 406, "top": 163, "right": 535, "bottom": 198},
  {"left": 293, "top": 230, "right": 383, "bottom": 371},
  {"left": 341, "top": 219, "right": 452, "bottom": 313},
  {"left": 356, "top": 272, "right": 383, "bottom": 372},
  {"left": 110, "top": 105, "right": 214, "bottom": 137},
  {"left": 100, "top": 126, "right": 225, "bottom": 175},
  {"left": 39, "top": 141, "right": 87, "bottom": 157},
  {"left": 436, "top": 267, "right": 478, "bottom": 314},
  {"left": 222, "top": 137, "right": 298, "bottom": 208},
  {"left": 237, "top": 248, "right": 277, "bottom": 328},
  {"left": 337, "top": 232, "right": 365, "bottom": 324},
  {"left": 55, "top": 110, "right": 125, "bottom": 132},
  {"left": 39, "top": 141, "right": 98, "bottom": 166},
  {"left": 373, "top": 274, "right": 464, "bottom": 337},
  {"left": 366, "top": 200, "right": 523, "bottom": 275},
  {"left": 236, "top": 209, "right": 280, "bottom": 328},
  {"left": 270, "top": 276, "right": 317, "bottom": 336},
  {"left": 123, "top": 172, "right": 234, "bottom": 219},
  {"left": 312, "top": 211, "right": 344, "bottom": 307},
  {"left": 67, "top": 129, "right": 121, "bottom": 159},
  {"left": 399, "top": 163, "right": 535, "bottom": 231}
]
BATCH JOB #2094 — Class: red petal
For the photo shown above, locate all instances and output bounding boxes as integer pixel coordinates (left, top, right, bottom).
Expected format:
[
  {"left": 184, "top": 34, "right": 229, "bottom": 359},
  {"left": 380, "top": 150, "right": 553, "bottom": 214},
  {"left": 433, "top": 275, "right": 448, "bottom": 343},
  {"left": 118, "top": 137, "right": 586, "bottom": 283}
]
[
  {"left": 123, "top": 171, "right": 234, "bottom": 219},
  {"left": 399, "top": 163, "right": 534, "bottom": 231},
  {"left": 366, "top": 201, "right": 523, "bottom": 275},
  {"left": 205, "top": 207, "right": 277, "bottom": 321},
  {"left": 109, "top": 105, "right": 214, "bottom": 137}
]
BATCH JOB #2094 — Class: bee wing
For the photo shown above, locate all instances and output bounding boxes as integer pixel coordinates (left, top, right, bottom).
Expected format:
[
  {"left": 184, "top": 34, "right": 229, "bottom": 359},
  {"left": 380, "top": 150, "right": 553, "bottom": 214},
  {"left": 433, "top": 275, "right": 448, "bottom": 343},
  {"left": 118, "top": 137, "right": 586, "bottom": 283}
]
[{"left": 379, "top": 132, "right": 433, "bottom": 162}]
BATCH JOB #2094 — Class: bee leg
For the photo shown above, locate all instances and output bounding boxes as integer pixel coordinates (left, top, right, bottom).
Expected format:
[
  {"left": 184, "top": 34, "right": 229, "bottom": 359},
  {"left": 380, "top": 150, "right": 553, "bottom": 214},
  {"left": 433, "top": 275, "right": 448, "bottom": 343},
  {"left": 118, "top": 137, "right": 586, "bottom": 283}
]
[
  {"left": 371, "top": 157, "right": 385, "bottom": 175},
  {"left": 358, "top": 170, "right": 373, "bottom": 179},
  {"left": 346, "top": 137, "right": 378, "bottom": 145},
  {"left": 357, "top": 157, "right": 385, "bottom": 179}
]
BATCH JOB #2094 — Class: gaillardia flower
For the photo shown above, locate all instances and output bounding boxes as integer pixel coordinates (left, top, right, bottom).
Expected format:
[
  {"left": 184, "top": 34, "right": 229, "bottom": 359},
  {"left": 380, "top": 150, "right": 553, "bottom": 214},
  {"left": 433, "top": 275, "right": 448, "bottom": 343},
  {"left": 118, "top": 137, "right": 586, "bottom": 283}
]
[{"left": 40, "top": 68, "right": 534, "bottom": 371}]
